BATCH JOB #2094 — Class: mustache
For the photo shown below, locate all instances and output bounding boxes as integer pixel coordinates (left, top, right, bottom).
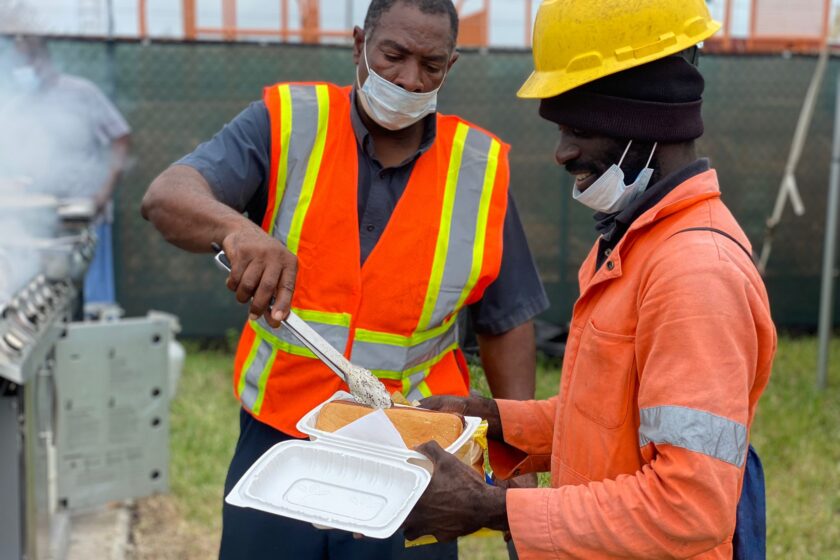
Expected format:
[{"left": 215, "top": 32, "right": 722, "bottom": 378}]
[{"left": 565, "top": 162, "right": 600, "bottom": 176}]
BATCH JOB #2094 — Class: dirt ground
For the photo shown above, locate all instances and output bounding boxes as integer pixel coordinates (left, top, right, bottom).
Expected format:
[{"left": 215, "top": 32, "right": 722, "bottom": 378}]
[{"left": 128, "top": 495, "right": 219, "bottom": 560}]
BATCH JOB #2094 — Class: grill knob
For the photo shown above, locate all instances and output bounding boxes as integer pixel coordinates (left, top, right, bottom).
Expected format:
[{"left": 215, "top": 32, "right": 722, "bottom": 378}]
[
  {"left": 39, "top": 286, "right": 56, "bottom": 307},
  {"left": 2, "top": 304, "right": 37, "bottom": 334},
  {"left": 2, "top": 331, "right": 25, "bottom": 354},
  {"left": 31, "top": 293, "right": 47, "bottom": 313}
]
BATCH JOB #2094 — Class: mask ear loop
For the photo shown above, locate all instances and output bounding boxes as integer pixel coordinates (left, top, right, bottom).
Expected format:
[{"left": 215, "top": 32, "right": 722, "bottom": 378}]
[
  {"left": 645, "top": 142, "right": 658, "bottom": 168},
  {"left": 617, "top": 140, "right": 633, "bottom": 168},
  {"left": 356, "top": 36, "right": 372, "bottom": 89}
]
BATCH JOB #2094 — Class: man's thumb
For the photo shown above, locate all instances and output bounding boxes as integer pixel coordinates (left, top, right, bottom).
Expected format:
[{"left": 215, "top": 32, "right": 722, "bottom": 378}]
[{"left": 414, "top": 439, "right": 447, "bottom": 463}]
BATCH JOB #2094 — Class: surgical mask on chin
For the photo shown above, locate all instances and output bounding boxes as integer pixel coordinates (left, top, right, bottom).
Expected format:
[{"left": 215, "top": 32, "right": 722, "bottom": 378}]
[
  {"left": 12, "top": 66, "right": 40, "bottom": 93},
  {"left": 356, "top": 39, "right": 445, "bottom": 131},
  {"left": 572, "top": 140, "right": 658, "bottom": 214}
]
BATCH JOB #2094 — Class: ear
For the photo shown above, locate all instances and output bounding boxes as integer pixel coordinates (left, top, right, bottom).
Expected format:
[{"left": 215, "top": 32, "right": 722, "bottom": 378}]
[
  {"left": 447, "top": 50, "right": 459, "bottom": 72},
  {"left": 352, "top": 26, "right": 365, "bottom": 66}
]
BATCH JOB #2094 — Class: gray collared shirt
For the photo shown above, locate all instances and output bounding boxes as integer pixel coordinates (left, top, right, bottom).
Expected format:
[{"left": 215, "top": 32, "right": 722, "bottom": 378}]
[
  {"left": 177, "top": 92, "right": 548, "bottom": 334},
  {"left": 347, "top": 90, "right": 438, "bottom": 262}
]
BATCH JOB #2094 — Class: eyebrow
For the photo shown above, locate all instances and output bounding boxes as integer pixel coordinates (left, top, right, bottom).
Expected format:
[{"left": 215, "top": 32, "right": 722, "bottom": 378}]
[{"left": 379, "top": 39, "right": 450, "bottom": 64}]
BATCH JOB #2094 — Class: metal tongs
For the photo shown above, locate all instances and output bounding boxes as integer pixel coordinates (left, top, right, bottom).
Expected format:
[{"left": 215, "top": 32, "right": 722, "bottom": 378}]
[{"left": 212, "top": 245, "right": 391, "bottom": 409}]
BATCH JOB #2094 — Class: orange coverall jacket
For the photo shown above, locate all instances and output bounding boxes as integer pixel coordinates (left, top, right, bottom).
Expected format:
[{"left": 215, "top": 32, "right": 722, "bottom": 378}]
[{"left": 492, "top": 170, "right": 776, "bottom": 559}]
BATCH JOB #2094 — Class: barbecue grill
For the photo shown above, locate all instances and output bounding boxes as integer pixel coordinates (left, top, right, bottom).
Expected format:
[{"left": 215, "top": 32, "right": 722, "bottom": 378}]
[{"left": 0, "top": 195, "right": 177, "bottom": 559}]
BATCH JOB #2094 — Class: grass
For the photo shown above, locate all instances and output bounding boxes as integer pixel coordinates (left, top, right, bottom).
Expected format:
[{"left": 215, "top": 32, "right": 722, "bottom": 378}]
[
  {"left": 165, "top": 336, "right": 840, "bottom": 559},
  {"left": 751, "top": 337, "right": 840, "bottom": 559},
  {"left": 168, "top": 347, "right": 240, "bottom": 531}
]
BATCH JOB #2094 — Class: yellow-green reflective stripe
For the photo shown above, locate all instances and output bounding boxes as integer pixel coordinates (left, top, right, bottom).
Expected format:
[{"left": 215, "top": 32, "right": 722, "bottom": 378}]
[
  {"left": 355, "top": 314, "right": 457, "bottom": 347},
  {"left": 237, "top": 334, "right": 263, "bottom": 397},
  {"left": 401, "top": 377, "right": 412, "bottom": 395},
  {"left": 294, "top": 308, "right": 351, "bottom": 327},
  {"left": 405, "top": 372, "right": 432, "bottom": 401},
  {"left": 416, "top": 122, "right": 470, "bottom": 332},
  {"left": 453, "top": 139, "right": 500, "bottom": 311},
  {"left": 250, "top": 320, "right": 317, "bottom": 359},
  {"left": 251, "top": 347, "right": 278, "bottom": 415},
  {"left": 417, "top": 381, "right": 432, "bottom": 398},
  {"left": 370, "top": 341, "right": 458, "bottom": 380},
  {"left": 286, "top": 84, "right": 329, "bottom": 254},
  {"left": 267, "top": 84, "right": 293, "bottom": 236}
]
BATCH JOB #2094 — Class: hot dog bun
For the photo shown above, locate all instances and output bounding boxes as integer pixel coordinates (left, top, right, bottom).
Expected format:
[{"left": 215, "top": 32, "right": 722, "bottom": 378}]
[{"left": 315, "top": 399, "right": 464, "bottom": 449}]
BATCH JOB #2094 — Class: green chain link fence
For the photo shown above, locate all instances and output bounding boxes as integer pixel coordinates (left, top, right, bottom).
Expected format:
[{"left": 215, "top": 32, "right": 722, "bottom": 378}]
[{"left": 40, "top": 38, "right": 840, "bottom": 336}]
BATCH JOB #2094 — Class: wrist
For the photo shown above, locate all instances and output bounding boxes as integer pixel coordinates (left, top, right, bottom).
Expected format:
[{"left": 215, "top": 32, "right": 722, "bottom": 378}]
[
  {"left": 471, "top": 397, "right": 503, "bottom": 440},
  {"left": 216, "top": 214, "right": 259, "bottom": 248},
  {"left": 478, "top": 485, "right": 508, "bottom": 532}
]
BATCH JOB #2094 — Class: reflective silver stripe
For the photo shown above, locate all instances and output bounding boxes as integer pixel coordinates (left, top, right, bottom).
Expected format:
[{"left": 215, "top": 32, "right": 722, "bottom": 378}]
[
  {"left": 428, "top": 128, "right": 495, "bottom": 327},
  {"left": 405, "top": 371, "right": 429, "bottom": 402},
  {"left": 255, "top": 317, "right": 349, "bottom": 358},
  {"left": 350, "top": 322, "right": 458, "bottom": 372},
  {"left": 639, "top": 406, "right": 748, "bottom": 467},
  {"left": 273, "top": 85, "right": 322, "bottom": 247},
  {"left": 240, "top": 338, "right": 274, "bottom": 411}
]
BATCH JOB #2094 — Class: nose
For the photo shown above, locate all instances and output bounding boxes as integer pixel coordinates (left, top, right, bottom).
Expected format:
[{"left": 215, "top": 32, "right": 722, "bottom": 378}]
[
  {"left": 554, "top": 133, "right": 580, "bottom": 166},
  {"left": 393, "top": 60, "right": 425, "bottom": 93}
]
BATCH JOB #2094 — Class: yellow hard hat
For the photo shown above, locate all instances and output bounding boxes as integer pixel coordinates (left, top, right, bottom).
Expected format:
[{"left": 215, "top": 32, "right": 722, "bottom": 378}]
[{"left": 518, "top": 0, "right": 721, "bottom": 99}]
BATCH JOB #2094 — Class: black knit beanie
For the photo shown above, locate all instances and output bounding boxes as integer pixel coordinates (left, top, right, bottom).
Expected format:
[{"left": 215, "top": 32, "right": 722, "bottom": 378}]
[{"left": 539, "top": 56, "right": 705, "bottom": 142}]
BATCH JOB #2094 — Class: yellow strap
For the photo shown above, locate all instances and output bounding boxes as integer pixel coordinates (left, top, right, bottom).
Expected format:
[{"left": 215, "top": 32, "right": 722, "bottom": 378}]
[
  {"left": 251, "top": 347, "right": 278, "bottom": 415},
  {"left": 354, "top": 314, "right": 456, "bottom": 347},
  {"left": 416, "top": 380, "right": 432, "bottom": 398},
  {"left": 416, "top": 123, "right": 470, "bottom": 332},
  {"left": 294, "top": 308, "right": 351, "bottom": 327},
  {"left": 370, "top": 341, "right": 458, "bottom": 380},
  {"left": 250, "top": 320, "right": 317, "bottom": 360},
  {"left": 453, "top": 139, "right": 501, "bottom": 311},
  {"left": 405, "top": 528, "right": 504, "bottom": 548},
  {"left": 267, "top": 84, "right": 293, "bottom": 236},
  {"left": 237, "top": 332, "right": 263, "bottom": 397},
  {"left": 286, "top": 84, "right": 330, "bottom": 254}
]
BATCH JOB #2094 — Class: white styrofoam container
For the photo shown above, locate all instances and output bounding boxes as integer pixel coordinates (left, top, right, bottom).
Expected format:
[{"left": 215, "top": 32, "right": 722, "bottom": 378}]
[{"left": 226, "top": 391, "right": 481, "bottom": 539}]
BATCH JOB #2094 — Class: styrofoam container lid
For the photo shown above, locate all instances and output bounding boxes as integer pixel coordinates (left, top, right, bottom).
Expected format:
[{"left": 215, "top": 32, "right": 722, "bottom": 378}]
[
  {"left": 226, "top": 439, "right": 432, "bottom": 538},
  {"left": 226, "top": 391, "right": 481, "bottom": 538}
]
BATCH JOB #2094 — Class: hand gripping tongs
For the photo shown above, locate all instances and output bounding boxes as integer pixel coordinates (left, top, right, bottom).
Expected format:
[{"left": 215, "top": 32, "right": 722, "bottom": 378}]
[{"left": 212, "top": 245, "right": 391, "bottom": 409}]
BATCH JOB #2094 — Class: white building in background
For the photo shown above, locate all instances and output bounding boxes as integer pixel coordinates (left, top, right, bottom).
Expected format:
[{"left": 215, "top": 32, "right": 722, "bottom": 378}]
[{"left": 4, "top": 0, "right": 840, "bottom": 48}]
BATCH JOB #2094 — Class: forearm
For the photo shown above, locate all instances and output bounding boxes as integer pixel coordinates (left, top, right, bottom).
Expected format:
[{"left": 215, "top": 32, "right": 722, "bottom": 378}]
[
  {"left": 477, "top": 320, "right": 536, "bottom": 400},
  {"left": 507, "top": 451, "right": 740, "bottom": 558},
  {"left": 141, "top": 164, "right": 258, "bottom": 253}
]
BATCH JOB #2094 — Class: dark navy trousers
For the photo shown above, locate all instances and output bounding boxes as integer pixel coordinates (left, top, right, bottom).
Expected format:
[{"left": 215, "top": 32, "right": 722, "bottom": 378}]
[
  {"left": 733, "top": 445, "right": 767, "bottom": 560},
  {"left": 219, "top": 409, "right": 458, "bottom": 560}
]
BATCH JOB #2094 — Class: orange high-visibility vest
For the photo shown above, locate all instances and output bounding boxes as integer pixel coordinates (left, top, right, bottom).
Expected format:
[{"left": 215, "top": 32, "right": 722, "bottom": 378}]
[{"left": 233, "top": 82, "right": 510, "bottom": 436}]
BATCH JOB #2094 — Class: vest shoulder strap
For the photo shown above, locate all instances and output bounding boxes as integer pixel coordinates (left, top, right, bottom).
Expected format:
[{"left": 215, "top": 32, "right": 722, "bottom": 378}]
[{"left": 437, "top": 113, "right": 508, "bottom": 148}]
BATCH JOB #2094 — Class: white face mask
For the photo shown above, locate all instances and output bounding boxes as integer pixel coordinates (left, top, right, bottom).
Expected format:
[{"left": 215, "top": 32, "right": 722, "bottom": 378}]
[
  {"left": 356, "top": 38, "right": 446, "bottom": 131},
  {"left": 12, "top": 66, "right": 40, "bottom": 93},
  {"left": 572, "top": 140, "right": 658, "bottom": 214}
]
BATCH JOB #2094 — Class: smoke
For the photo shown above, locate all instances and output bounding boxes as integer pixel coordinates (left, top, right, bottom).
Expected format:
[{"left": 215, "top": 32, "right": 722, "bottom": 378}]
[
  {"left": 0, "top": 0, "right": 36, "bottom": 34},
  {"left": 0, "top": 42, "right": 112, "bottom": 200},
  {"left": 0, "top": 33, "right": 110, "bottom": 299}
]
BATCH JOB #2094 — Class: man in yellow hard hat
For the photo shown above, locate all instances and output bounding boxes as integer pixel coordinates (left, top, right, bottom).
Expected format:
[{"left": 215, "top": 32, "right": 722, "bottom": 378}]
[{"left": 404, "top": 1, "right": 776, "bottom": 558}]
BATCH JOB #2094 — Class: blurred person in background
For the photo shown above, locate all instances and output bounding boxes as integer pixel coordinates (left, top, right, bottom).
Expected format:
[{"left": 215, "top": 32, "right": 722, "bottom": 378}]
[
  {"left": 0, "top": 35, "right": 131, "bottom": 306},
  {"left": 141, "top": 0, "right": 547, "bottom": 558},
  {"left": 405, "top": 1, "right": 776, "bottom": 558}
]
